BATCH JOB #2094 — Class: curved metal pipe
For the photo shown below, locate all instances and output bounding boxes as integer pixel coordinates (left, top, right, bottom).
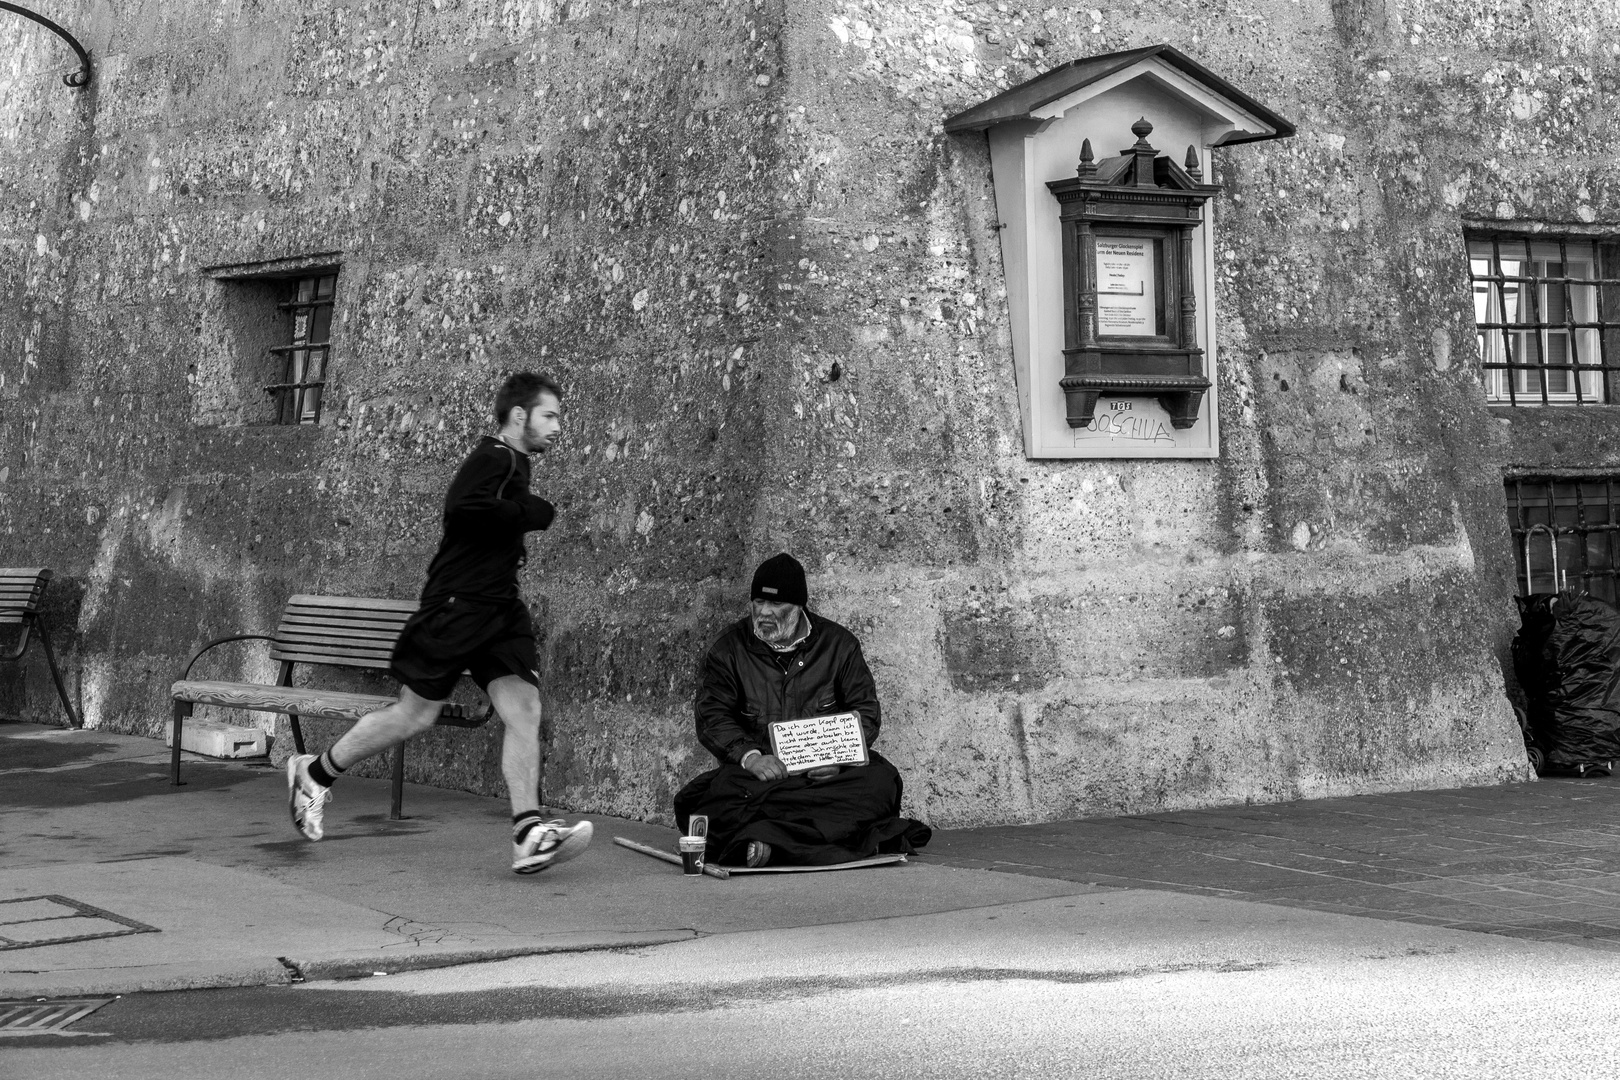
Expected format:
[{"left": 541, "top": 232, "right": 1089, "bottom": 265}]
[{"left": 0, "top": 1, "right": 92, "bottom": 87}]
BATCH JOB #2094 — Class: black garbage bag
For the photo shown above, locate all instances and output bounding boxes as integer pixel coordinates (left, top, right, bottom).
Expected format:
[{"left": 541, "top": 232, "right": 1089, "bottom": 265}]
[{"left": 1513, "top": 593, "right": 1620, "bottom": 775}]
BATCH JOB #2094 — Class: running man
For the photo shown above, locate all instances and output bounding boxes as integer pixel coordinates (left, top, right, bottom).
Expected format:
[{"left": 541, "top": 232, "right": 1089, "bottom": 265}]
[{"left": 285, "top": 372, "right": 593, "bottom": 874}]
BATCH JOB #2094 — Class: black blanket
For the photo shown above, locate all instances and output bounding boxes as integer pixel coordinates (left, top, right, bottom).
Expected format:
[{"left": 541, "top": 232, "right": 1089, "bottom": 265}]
[{"left": 673, "top": 752, "right": 931, "bottom": 866}]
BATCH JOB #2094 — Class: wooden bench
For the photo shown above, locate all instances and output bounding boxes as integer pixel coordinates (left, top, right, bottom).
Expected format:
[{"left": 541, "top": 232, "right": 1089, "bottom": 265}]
[
  {"left": 169, "top": 594, "right": 488, "bottom": 818},
  {"left": 0, "top": 568, "right": 81, "bottom": 728}
]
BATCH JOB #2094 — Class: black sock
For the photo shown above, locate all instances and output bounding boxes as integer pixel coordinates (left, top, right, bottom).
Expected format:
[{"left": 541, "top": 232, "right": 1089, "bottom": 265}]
[
  {"left": 513, "top": 810, "right": 544, "bottom": 842},
  {"left": 308, "top": 752, "right": 346, "bottom": 789}
]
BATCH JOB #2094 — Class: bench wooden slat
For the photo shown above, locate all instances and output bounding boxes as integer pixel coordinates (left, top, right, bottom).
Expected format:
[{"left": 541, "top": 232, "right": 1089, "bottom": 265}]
[
  {"left": 286, "top": 594, "right": 419, "bottom": 613},
  {"left": 267, "top": 650, "right": 394, "bottom": 671},
  {"left": 283, "top": 606, "right": 415, "bottom": 625},
  {"left": 272, "top": 634, "right": 398, "bottom": 650},
  {"left": 278, "top": 615, "right": 410, "bottom": 634},
  {"left": 280, "top": 612, "right": 415, "bottom": 634},
  {"left": 276, "top": 627, "right": 404, "bottom": 649},
  {"left": 171, "top": 679, "right": 477, "bottom": 722}
]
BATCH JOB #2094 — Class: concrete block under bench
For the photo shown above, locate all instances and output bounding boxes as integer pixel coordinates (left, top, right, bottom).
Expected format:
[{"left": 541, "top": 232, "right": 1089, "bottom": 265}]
[{"left": 164, "top": 716, "right": 268, "bottom": 759}]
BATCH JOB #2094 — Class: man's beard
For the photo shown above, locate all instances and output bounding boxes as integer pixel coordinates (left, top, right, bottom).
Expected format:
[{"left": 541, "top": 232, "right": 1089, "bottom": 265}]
[{"left": 753, "top": 609, "right": 804, "bottom": 647}]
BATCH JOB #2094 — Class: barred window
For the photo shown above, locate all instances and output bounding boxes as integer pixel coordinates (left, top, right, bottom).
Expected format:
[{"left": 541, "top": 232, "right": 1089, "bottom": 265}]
[
  {"left": 1507, "top": 476, "right": 1620, "bottom": 603},
  {"left": 266, "top": 273, "right": 337, "bottom": 425},
  {"left": 1468, "top": 235, "right": 1613, "bottom": 405}
]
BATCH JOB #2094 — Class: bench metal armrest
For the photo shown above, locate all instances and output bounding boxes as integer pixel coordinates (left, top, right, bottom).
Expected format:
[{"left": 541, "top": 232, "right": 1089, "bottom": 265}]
[{"left": 180, "top": 633, "right": 276, "bottom": 681}]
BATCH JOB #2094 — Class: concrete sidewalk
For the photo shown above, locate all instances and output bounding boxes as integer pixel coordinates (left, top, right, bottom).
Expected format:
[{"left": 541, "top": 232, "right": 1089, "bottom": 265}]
[
  {"left": 5, "top": 719, "right": 1618, "bottom": 1000},
  {"left": 932, "top": 768, "right": 1620, "bottom": 951},
  {"left": 0, "top": 721, "right": 1094, "bottom": 996}
]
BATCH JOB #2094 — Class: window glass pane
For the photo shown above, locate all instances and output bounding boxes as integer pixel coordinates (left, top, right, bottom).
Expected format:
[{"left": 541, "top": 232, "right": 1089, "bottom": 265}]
[{"left": 310, "top": 305, "right": 332, "bottom": 342}]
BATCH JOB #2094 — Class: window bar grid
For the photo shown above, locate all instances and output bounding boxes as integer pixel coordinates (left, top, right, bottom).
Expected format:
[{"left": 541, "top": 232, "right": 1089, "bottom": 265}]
[
  {"left": 1507, "top": 477, "right": 1620, "bottom": 604},
  {"left": 269, "top": 274, "right": 335, "bottom": 426},
  {"left": 1474, "top": 234, "right": 1617, "bottom": 406}
]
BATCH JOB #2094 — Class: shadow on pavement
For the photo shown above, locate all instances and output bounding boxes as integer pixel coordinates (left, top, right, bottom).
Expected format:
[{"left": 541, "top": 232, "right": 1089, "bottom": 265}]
[{"left": 0, "top": 758, "right": 255, "bottom": 807}]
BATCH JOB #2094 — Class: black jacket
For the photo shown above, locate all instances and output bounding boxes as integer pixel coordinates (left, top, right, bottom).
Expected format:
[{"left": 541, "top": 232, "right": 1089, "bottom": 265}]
[
  {"left": 420, "top": 436, "right": 555, "bottom": 604},
  {"left": 694, "top": 611, "right": 881, "bottom": 765}
]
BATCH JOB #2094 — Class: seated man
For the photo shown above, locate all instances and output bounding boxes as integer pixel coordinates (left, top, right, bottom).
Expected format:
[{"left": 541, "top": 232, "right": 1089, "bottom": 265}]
[{"left": 674, "top": 552, "right": 931, "bottom": 867}]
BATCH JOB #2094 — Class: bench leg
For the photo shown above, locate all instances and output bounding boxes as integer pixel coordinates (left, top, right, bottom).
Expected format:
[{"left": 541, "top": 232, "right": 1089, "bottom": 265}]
[
  {"left": 390, "top": 744, "right": 405, "bottom": 820},
  {"left": 288, "top": 713, "right": 306, "bottom": 756},
  {"left": 171, "top": 700, "right": 191, "bottom": 786},
  {"left": 33, "top": 617, "right": 81, "bottom": 729}
]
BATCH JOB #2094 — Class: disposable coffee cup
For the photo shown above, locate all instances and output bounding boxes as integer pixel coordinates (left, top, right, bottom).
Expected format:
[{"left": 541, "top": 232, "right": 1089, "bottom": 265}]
[{"left": 678, "top": 836, "right": 706, "bottom": 876}]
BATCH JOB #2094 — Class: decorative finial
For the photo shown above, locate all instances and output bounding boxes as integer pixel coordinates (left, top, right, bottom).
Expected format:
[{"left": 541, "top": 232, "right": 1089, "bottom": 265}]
[
  {"left": 1077, "top": 138, "right": 1096, "bottom": 179},
  {"left": 1131, "top": 117, "right": 1154, "bottom": 142},
  {"left": 1184, "top": 145, "right": 1202, "bottom": 181}
]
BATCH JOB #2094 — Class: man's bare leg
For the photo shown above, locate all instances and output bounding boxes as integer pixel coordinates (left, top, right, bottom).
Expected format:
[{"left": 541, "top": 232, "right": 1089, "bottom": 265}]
[
  {"left": 287, "top": 688, "right": 443, "bottom": 841},
  {"left": 486, "top": 674, "right": 541, "bottom": 817},
  {"left": 488, "top": 674, "right": 592, "bottom": 872},
  {"left": 329, "top": 687, "right": 445, "bottom": 769}
]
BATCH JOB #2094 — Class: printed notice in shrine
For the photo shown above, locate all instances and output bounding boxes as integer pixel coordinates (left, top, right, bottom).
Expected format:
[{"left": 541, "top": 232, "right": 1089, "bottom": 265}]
[
  {"left": 768, "top": 713, "right": 870, "bottom": 774},
  {"left": 1095, "top": 238, "right": 1156, "bottom": 337}
]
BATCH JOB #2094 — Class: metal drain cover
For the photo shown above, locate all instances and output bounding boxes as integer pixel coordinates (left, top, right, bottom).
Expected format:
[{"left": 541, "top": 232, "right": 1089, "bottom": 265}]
[
  {"left": 0, "top": 895, "right": 159, "bottom": 950},
  {"left": 0, "top": 998, "right": 114, "bottom": 1037}
]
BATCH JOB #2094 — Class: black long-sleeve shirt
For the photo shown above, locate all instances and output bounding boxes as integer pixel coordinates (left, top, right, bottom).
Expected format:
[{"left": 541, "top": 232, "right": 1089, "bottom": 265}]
[{"left": 420, "top": 436, "right": 555, "bottom": 604}]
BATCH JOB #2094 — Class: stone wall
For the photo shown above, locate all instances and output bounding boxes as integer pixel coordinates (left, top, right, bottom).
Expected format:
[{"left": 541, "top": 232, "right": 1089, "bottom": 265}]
[{"left": 2, "top": 0, "right": 1576, "bottom": 828}]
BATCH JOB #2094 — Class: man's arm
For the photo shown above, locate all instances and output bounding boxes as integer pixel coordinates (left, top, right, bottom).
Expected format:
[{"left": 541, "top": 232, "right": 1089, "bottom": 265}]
[
  {"left": 443, "top": 447, "right": 555, "bottom": 532},
  {"left": 694, "top": 646, "right": 767, "bottom": 765},
  {"left": 838, "top": 639, "right": 882, "bottom": 747}
]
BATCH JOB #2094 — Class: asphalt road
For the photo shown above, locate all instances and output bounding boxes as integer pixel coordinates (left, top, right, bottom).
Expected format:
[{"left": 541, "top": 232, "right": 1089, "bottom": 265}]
[{"left": 10, "top": 889, "right": 1620, "bottom": 1079}]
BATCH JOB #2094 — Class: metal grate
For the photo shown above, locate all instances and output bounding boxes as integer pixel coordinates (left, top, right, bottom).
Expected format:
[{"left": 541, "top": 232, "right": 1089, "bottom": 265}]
[
  {"left": 1469, "top": 233, "right": 1618, "bottom": 406},
  {"left": 264, "top": 271, "right": 337, "bottom": 425},
  {"left": 0, "top": 998, "right": 113, "bottom": 1037},
  {"left": 0, "top": 895, "right": 160, "bottom": 951},
  {"left": 1506, "top": 476, "right": 1620, "bottom": 604}
]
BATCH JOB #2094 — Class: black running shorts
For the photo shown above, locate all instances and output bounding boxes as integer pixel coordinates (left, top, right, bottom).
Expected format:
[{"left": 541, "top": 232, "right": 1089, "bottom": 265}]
[{"left": 389, "top": 596, "right": 539, "bottom": 702}]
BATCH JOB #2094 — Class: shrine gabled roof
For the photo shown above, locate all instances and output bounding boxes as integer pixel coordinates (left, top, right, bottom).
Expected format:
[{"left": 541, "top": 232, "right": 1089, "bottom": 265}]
[{"left": 942, "top": 43, "right": 1295, "bottom": 145}]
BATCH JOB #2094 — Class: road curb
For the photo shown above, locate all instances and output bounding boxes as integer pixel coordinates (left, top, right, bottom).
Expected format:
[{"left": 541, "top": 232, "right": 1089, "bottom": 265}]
[{"left": 282, "top": 929, "right": 701, "bottom": 983}]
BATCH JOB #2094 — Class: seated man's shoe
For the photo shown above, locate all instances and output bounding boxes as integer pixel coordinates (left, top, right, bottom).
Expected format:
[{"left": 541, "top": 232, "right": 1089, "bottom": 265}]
[
  {"left": 513, "top": 819, "right": 594, "bottom": 874},
  {"left": 744, "top": 840, "right": 772, "bottom": 868},
  {"left": 287, "top": 754, "right": 332, "bottom": 841}
]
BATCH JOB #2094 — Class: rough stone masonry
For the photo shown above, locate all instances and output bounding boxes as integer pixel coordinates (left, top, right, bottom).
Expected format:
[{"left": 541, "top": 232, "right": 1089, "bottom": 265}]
[{"left": 5, "top": 0, "right": 1580, "bottom": 828}]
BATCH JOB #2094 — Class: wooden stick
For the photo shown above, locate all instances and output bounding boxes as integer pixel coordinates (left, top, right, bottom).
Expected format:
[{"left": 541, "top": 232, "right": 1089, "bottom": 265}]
[{"left": 612, "top": 835, "right": 730, "bottom": 879}]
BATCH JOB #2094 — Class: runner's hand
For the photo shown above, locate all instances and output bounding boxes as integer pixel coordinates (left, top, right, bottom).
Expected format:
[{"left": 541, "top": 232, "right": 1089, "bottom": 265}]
[{"left": 747, "top": 754, "right": 788, "bottom": 781}]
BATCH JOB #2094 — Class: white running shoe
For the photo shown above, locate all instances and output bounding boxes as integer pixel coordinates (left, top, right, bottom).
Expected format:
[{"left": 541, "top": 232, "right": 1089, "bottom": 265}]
[
  {"left": 287, "top": 754, "right": 332, "bottom": 841},
  {"left": 512, "top": 819, "right": 593, "bottom": 874}
]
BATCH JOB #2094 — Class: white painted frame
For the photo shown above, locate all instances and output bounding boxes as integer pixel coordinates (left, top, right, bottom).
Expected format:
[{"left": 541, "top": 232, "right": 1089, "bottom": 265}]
[{"left": 986, "top": 59, "right": 1275, "bottom": 459}]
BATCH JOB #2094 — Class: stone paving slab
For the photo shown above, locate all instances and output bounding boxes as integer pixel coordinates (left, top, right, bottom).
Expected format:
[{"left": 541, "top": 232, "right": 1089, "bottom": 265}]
[{"left": 931, "top": 774, "right": 1620, "bottom": 951}]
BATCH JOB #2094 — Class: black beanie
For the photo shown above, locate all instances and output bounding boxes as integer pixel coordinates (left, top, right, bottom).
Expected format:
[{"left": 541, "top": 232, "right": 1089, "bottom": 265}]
[{"left": 750, "top": 552, "right": 808, "bottom": 607}]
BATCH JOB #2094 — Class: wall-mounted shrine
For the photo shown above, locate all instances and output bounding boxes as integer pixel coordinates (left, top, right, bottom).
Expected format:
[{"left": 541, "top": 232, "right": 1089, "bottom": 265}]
[{"left": 945, "top": 45, "right": 1294, "bottom": 459}]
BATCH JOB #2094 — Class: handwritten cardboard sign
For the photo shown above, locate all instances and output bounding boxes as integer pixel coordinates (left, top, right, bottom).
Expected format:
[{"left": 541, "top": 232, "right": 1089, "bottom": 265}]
[{"left": 768, "top": 713, "right": 869, "bottom": 774}]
